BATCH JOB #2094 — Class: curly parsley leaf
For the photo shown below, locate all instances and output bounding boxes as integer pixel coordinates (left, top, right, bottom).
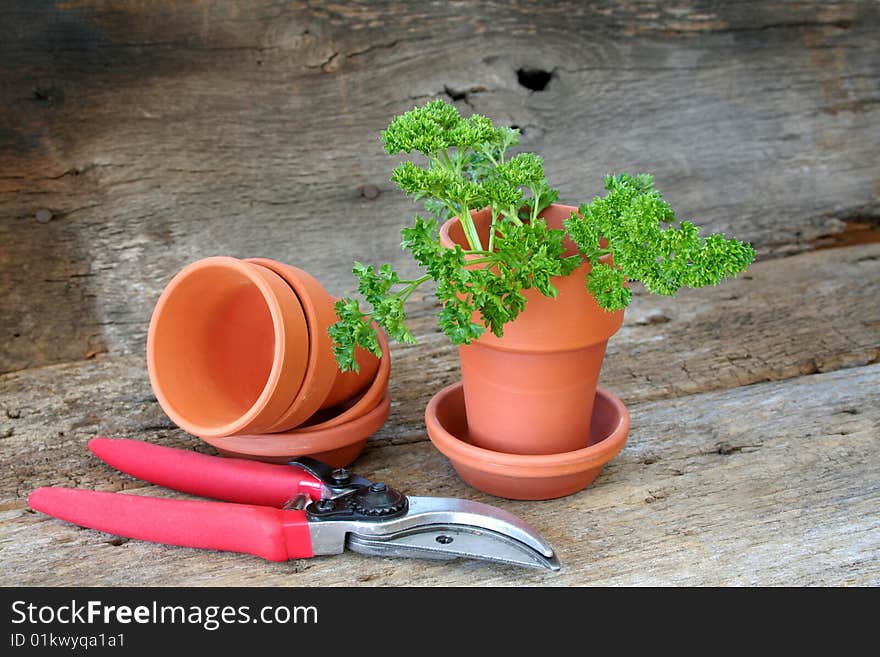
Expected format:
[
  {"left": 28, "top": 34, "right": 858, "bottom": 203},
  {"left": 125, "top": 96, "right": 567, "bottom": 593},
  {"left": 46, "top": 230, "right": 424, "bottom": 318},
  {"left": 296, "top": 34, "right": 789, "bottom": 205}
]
[{"left": 566, "top": 173, "right": 756, "bottom": 311}]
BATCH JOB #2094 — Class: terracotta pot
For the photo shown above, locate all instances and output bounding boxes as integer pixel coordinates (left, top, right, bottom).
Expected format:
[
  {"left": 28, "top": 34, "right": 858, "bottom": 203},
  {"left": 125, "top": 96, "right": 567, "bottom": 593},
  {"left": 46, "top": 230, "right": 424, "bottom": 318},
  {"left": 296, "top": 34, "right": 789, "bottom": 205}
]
[
  {"left": 439, "top": 204, "right": 624, "bottom": 455},
  {"left": 147, "top": 257, "right": 310, "bottom": 438},
  {"left": 298, "top": 328, "right": 391, "bottom": 432},
  {"left": 246, "top": 259, "right": 380, "bottom": 429},
  {"left": 426, "top": 382, "right": 630, "bottom": 500},
  {"left": 201, "top": 393, "right": 391, "bottom": 467}
]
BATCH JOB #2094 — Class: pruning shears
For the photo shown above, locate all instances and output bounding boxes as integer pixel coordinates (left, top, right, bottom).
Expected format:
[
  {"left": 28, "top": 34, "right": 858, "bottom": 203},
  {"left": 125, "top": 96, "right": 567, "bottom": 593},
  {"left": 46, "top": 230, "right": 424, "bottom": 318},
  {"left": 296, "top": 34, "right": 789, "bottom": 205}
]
[{"left": 29, "top": 438, "right": 560, "bottom": 571}]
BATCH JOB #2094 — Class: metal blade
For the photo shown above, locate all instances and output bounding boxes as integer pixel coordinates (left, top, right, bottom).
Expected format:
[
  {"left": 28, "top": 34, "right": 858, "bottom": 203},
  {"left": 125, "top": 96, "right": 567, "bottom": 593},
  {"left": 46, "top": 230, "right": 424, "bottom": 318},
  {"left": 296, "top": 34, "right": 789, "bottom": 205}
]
[
  {"left": 310, "top": 496, "right": 560, "bottom": 571},
  {"left": 346, "top": 524, "right": 560, "bottom": 571}
]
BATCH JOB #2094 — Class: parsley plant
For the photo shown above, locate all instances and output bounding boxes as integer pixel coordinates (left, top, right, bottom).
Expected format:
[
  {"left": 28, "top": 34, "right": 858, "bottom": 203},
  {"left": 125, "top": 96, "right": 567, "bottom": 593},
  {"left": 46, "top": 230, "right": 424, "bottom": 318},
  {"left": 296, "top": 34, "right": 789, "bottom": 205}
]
[{"left": 330, "top": 100, "right": 755, "bottom": 371}]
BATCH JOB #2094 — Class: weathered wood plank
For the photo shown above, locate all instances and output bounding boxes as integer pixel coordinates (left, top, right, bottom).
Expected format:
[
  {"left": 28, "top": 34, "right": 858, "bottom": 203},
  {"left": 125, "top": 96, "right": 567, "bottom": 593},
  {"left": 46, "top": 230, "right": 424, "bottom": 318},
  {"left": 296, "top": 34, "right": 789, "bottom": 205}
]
[
  {"left": 2, "top": 362, "right": 877, "bottom": 586},
  {"left": 1, "top": 1, "right": 878, "bottom": 372}
]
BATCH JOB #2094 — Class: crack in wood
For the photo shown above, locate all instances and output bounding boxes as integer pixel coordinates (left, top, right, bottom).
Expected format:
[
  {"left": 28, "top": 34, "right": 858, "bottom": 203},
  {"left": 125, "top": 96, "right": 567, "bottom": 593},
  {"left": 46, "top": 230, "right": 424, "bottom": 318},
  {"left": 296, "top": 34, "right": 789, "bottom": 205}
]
[
  {"left": 630, "top": 18, "right": 855, "bottom": 37},
  {"left": 714, "top": 441, "right": 763, "bottom": 456},
  {"left": 307, "top": 40, "right": 401, "bottom": 73},
  {"left": 346, "top": 40, "right": 400, "bottom": 60},
  {"left": 442, "top": 84, "right": 490, "bottom": 108}
]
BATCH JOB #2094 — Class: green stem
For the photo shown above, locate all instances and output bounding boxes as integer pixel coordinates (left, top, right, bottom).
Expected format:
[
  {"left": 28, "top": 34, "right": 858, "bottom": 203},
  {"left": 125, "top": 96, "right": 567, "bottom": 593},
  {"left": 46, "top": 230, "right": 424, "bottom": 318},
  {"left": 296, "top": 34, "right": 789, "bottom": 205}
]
[
  {"left": 396, "top": 274, "right": 433, "bottom": 287},
  {"left": 395, "top": 274, "right": 432, "bottom": 302},
  {"left": 458, "top": 204, "right": 484, "bottom": 251},
  {"left": 531, "top": 189, "right": 541, "bottom": 223},
  {"left": 441, "top": 201, "right": 481, "bottom": 251},
  {"left": 584, "top": 247, "right": 612, "bottom": 262},
  {"left": 501, "top": 207, "right": 523, "bottom": 226},
  {"left": 435, "top": 148, "right": 483, "bottom": 251},
  {"left": 487, "top": 208, "right": 498, "bottom": 253}
]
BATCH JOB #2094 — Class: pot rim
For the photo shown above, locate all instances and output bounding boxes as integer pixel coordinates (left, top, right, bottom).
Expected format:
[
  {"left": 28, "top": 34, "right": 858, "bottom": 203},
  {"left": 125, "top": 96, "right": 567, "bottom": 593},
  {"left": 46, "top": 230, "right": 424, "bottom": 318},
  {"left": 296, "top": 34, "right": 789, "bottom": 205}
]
[
  {"left": 438, "top": 202, "right": 613, "bottom": 263},
  {"left": 147, "top": 256, "right": 293, "bottom": 438},
  {"left": 438, "top": 204, "right": 623, "bottom": 354},
  {"left": 425, "top": 382, "right": 630, "bottom": 477}
]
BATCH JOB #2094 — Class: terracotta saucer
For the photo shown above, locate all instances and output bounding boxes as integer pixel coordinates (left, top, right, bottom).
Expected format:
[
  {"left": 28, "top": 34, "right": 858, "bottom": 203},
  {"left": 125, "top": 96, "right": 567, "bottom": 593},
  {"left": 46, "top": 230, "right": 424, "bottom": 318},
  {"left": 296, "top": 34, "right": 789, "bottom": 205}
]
[
  {"left": 201, "top": 393, "right": 391, "bottom": 467},
  {"left": 425, "top": 383, "right": 630, "bottom": 500}
]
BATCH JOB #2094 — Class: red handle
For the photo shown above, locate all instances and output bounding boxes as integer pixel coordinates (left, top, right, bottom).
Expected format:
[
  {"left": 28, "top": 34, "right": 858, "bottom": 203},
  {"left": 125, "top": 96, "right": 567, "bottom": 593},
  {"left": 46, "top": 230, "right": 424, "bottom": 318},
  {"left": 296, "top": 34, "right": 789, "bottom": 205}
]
[
  {"left": 89, "top": 437, "right": 323, "bottom": 506},
  {"left": 29, "top": 487, "right": 314, "bottom": 561}
]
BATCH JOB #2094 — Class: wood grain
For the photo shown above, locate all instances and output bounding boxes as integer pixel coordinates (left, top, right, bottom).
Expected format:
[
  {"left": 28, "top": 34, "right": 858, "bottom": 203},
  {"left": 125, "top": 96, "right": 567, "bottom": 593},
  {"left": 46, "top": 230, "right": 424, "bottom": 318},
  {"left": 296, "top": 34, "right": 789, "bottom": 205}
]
[
  {"left": 2, "top": 362, "right": 876, "bottom": 586},
  {"left": 2, "top": 0, "right": 878, "bottom": 588},
  {"left": 2, "top": 0, "right": 878, "bottom": 372}
]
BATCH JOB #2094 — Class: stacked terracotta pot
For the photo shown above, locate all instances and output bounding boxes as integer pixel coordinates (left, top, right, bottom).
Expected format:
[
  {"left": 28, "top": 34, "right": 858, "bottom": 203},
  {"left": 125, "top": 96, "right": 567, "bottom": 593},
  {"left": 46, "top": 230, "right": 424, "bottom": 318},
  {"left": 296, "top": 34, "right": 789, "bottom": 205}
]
[{"left": 146, "top": 257, "right": 390, "bottom": 467}]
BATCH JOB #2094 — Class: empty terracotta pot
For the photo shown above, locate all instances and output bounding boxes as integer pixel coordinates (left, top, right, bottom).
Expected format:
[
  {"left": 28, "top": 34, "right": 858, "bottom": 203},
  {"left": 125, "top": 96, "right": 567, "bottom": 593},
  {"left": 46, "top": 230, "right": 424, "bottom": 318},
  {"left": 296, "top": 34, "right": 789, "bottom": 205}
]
[
  {"left": 426, "top": 382, "right": 630, "bottom": 500},
  {"left": 439, "top": 204, "right": 624, "bottom": 455},
  {"left": 147, "top": 257, "right": 311, "bottom": 438},
  {"left": 202, "top": 393, "right": 391, "bottom": 467}
]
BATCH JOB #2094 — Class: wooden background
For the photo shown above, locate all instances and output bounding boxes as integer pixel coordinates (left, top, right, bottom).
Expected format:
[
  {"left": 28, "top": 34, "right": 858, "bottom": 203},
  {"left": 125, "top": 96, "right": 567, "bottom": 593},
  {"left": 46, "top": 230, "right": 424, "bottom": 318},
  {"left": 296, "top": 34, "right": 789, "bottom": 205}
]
[{"left": 1, "top": 0, "right": 878, "bottom": 586}]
